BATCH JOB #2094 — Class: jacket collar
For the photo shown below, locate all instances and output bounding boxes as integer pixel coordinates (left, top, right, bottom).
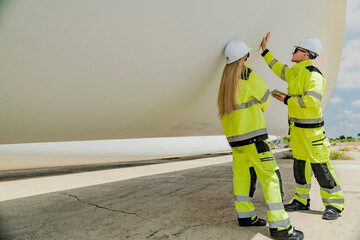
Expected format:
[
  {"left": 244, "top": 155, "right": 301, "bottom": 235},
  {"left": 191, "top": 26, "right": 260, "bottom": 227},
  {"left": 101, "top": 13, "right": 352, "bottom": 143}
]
[
  {"left": 293, "top": 59, "right": 313, "bottom": 70},
  {"left": 241, "top": 62, "right": 252, "bottom": 80}
]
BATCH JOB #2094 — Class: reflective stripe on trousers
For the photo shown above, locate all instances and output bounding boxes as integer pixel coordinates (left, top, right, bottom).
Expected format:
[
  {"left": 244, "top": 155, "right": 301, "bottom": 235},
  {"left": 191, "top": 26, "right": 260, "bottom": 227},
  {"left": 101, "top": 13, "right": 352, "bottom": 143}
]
[
  {"left": 237, "top": 210, "right": 257, "bottom": 218},
  {"left": 269, "top": 218, "right": 291, "bottom": 229}
]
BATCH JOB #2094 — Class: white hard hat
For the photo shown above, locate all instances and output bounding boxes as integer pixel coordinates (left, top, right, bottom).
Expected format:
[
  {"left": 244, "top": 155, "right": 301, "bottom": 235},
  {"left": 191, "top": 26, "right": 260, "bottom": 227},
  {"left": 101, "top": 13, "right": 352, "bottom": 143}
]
[
  {"left": 294, "top": 37, "right": 322, "bottom": 56},
  {"left": 224, "top": 40, "right": 252, "bottom": 64}
]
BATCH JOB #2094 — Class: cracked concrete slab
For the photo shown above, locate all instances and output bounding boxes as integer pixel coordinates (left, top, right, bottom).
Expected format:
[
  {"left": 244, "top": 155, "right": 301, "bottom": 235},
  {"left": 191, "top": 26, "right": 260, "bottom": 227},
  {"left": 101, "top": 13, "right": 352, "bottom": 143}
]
[
  {"left": 0, "top": 148, "right": 360, "bottom": 239},
  {"left": 0, "top": 155, "right": 233, "bottom": 202}
]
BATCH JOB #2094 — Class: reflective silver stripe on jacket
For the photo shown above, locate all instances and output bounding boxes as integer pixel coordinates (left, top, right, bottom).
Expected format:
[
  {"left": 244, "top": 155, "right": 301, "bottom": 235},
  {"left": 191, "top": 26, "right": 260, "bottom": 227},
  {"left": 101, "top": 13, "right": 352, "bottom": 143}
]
[
  {"left": 281, "top": 65, "right": 288, "bottom": 81},
  {"left": 320, "top": 185, "right": 342, "bottom": 194},
  {"left": 296, "top": 183, "right": 311, "bottom": 189},
  {"left": 289, "top": 94, "right": 305, "bottom": 108},
  {"left": 237, "top": 210, "right": 256, "bottom": 218},
  {"left": 227, "top": 128, "right": 268, "bottom": 143},
  {"left": 234, "top": 99, "right": 258, "bottom": 110},
  {"left": 293, "top": 95, "right": 306, "bottom": 108},
  {"left": 305, "top": 91, "right": 323, "bottom": 101},
  {"left": 269, "top": 59, "right": 278, "bottom": 68},
  {"left": 259, "top": 89, "right": 271, "bottom": 104},
  {"left": 269, "top": 218, "right": 291, "bottom": 228},
  {"left": 267, "top": 202, "right": 285, "bottom": 211},
  {"left": 295, "top": 192, "right": 310, "bottom": 199},
  {"left": 235, "top": 195, "right": 251, "bottom": 202},
  {"left": 288, "top": 117, "right": 324, "bottom": 124},
  {"left": 322, "top": 198, "right": 344, "bottom": 204},
  {"left": 234, "top": 90, "right": 270, "bottom": 110},
  {"left": 260, "top": 157, "right": 274, "bottom": 162}
]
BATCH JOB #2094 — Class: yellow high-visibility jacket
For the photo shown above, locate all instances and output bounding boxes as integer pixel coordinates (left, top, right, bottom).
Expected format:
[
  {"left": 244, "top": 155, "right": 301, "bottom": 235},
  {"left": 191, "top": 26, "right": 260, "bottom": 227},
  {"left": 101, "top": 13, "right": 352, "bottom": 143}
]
[
  {"left": 221, "top": 65, "right": 271, "bottom": 147},
  {"left": 262, "top": 49, "right": 326, "bottom": 128}
]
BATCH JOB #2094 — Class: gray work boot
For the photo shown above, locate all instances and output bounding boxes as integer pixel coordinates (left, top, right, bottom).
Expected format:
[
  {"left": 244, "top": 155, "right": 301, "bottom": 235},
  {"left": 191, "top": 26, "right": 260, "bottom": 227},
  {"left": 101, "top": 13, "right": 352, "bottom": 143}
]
[
  {"left": 284, "top": 199, "right": 309, "bottom": 211},
  {"left": 238, "top": 216, "right": 266, "bottom": 227},
  {"left": 322, "top": 205, "right": 341, "bottom": 220},
  {"left": 270, "top": 227, "right": 304, "bottom": 240}
]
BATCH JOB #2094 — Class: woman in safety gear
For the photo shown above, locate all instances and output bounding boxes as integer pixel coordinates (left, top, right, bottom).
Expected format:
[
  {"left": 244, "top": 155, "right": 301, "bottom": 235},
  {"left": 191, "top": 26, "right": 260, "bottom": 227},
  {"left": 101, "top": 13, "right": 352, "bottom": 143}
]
[{"left": 217, "top": 40, "right": 304, "bottom": 240}]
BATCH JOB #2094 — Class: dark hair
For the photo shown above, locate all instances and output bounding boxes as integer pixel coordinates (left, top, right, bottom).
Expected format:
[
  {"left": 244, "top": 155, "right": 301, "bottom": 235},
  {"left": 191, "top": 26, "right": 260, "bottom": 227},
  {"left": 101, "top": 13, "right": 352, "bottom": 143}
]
[{"left": 308, "top": 51, "right": 318, "bottom": 60}]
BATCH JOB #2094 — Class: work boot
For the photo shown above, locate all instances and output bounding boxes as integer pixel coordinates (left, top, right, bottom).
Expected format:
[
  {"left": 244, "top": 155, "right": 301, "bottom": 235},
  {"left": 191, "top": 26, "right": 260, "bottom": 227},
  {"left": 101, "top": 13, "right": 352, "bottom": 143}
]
[
  {"left": 270, "top": 227, "right": 304, "bottom": 240},
  {"left": 284, "top": 199, "right": 309, "bottom": 211},
  {"left": 322, "top": 205, "right": 341, "bottom": 220},
  {"left": 238, "top": 216, "right": 266, "bottom": 227}
]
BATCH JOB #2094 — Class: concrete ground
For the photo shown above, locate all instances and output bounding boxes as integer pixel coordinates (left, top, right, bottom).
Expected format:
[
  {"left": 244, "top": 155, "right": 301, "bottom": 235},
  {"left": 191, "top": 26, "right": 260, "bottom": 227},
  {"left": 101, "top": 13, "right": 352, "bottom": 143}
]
[{"left": 0, "top": 147, "right": 360, "bottom": 240}]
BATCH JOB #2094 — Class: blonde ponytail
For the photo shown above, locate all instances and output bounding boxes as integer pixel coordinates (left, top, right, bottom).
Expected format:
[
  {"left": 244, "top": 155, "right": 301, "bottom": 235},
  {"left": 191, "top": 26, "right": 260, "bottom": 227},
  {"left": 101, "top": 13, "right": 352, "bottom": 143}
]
[{"left": 217, "top": 58, "right": 246, "bottom": 118}]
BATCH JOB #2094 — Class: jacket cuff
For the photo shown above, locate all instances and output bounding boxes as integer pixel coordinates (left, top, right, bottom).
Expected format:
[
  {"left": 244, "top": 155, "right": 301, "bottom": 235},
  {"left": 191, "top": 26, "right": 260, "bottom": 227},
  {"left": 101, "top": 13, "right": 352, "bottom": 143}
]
[
  {"left": 261, "top": 49, "right": 269, "bottom": 57},
  {"left": 284, "top": 95, "right": 290, "bottom": 105}
]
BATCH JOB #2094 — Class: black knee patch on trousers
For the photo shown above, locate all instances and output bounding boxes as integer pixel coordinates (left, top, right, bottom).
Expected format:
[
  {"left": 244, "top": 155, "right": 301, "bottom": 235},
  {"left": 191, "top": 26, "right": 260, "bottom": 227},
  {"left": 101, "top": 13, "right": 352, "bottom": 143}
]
[
  {"left": 249, "top": 167, "right": 257, "bottom": 198},
  {"left": 275, "top": 169, "right": 284, "bottom": 201},
  {"left": 311, "top": 163, "right": 336, "bottom": 188},
  {"left": 293, "top": 159, "right": 306, "bottom": 185},
  {"left": 255, "top": 141, "right": 270, "bottom": 153}
]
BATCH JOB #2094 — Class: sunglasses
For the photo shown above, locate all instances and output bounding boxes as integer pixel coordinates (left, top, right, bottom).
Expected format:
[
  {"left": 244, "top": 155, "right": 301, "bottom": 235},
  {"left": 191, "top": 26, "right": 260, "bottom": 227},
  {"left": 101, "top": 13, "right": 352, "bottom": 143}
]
[
  {"left": 293, "top": 48, "right": 308, "bottom": 54},
  {"left": 245, "top": 52, "right": 250, "bottom": 61}
]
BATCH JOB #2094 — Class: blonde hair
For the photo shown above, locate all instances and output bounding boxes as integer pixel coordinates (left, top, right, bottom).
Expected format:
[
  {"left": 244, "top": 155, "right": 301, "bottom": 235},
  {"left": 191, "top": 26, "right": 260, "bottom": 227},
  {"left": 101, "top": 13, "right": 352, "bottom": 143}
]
[{"left": 217, "top": 57, "right": 247, "bottom": 118}]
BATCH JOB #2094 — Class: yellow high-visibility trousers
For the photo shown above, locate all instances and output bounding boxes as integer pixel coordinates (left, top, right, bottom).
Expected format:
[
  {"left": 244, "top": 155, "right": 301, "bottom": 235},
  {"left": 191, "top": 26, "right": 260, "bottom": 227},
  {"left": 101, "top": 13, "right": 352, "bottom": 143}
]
[
  {"left": 290, "top": 124, "right": 345, "bottom": 212},
  {"left": 232, "top": 140, "right": 291, "bottom": 231}
]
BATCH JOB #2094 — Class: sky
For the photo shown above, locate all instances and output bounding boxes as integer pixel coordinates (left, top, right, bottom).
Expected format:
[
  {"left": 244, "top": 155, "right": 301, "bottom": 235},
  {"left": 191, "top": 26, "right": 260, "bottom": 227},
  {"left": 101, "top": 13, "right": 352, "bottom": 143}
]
[{"left": 324, "top": 0, "right": 360, "bottom": 139}]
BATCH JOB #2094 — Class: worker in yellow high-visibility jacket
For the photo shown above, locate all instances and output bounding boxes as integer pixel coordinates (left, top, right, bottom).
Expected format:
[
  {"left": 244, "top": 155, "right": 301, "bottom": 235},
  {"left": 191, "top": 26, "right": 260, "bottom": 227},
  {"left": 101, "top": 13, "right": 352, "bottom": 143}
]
[
  {"left": 217, "top": 40, "right": 303, "bottom": 240},
  {"left": 260, "top": 32, "right": 344, "bottom": 220}
]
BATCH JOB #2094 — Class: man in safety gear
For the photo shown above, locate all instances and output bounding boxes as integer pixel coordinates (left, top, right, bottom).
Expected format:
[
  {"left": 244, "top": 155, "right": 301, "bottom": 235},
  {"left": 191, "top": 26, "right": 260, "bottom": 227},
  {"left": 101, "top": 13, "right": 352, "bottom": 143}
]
[
  {"left": 218, "top": 40, "right": 304, "bottom": 240},
  {"left": 260, "top": 32, "right": 344, "bottom": 220}
]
